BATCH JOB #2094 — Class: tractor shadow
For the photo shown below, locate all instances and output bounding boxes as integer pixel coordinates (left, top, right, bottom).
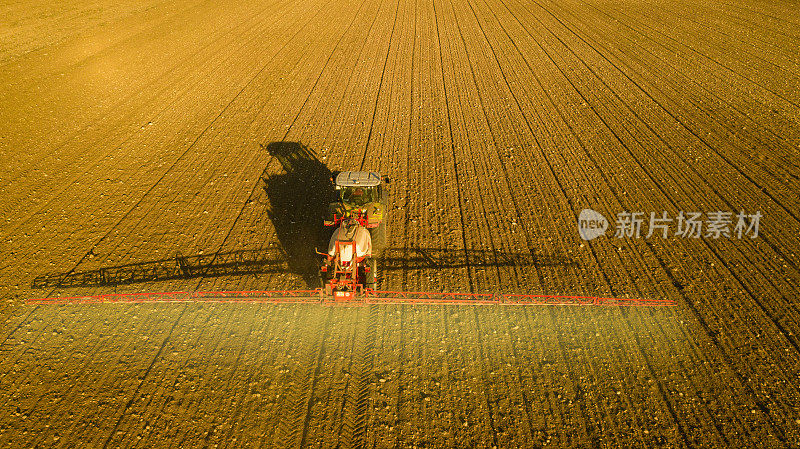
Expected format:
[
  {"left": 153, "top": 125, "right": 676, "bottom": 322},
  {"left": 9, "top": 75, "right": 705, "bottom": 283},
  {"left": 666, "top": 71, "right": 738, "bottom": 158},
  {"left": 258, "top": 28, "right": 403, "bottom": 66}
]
[
  {"left": 379, "top": 248, "right": 576, "bottom": 271},
  {"left": 31, "top": 246, "right": 288, "bottom": 289},
  {"left": 30, "top": 246, "right": 575, "bottom": 289},
  {"left": 31, "top": 138, "right": 576, "bottom": 290},
  {"left": 32, "top": 141, "right": 339, "bottom": 291},
  {"left": 261, "top": 141, "right": 337, "bottom": 286}
]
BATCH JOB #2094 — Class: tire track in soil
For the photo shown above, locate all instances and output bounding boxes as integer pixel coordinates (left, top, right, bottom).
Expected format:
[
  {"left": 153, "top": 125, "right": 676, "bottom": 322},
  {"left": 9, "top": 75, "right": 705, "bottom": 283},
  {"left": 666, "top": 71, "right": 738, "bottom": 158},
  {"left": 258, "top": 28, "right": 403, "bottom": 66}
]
[
  {"left": 0, "top": 0, "right": 260, "bottom": 202},
  {"left": 146, "top": 309, "right": 220, "bottom": 446},
  {"left": 270, "top": 308, "right": 331, "bottom": 447},
  {"left": 151, "top": 305, "right": 258, "bottom": 446},
  {"left": 351, "top": 305, "right": 379, "bottom": 448},
  {"left": 358, "top": 0, "right": 401, "bottom": 172},
  {"left": 631, "top": 0, "right": 800, "bottom": 74},
  {"left": 461, "top": 0, "right": 563, "bottom": 296},
  {"left": 35, "top": 0, "right": 316, "bottom": 293},
  {"left": 196, "top": 0, "right": 373, "bottom": 291},
  {"left": 590, "top": 1, "right": 800, "bottom": 146},
  {"left": 450, "top": 0, "right": 676, "bottom": 438},
  {"left": 129, "top": 2, "right": 327, "bottom": 237},
  {"left": 711, "top": 0, "right": 800, "bottom": 33},
  {"left": 432, "top": 0, "right": 474, "bottom": 295},
  {"left": 297, "top": 308, "right": 334, "bottom": 449},
  {"left": 462, "top": 0, "right": 776, "bottom": 440},
  {"left": 643, "top": 244, "right": 794, "bottom": 444},
  {"left": 442, "top": 0, "right": 546, "bottom": 444},
  {"left": 432, "top": 1, "right": 508, "bottom": 443},
  {"left": 0, "top": 309, "right": 166, "bottom": 447},
  {"left": 357, "top": 0, "right": 413, "bottom": 184},
  {"left": 387, "top": 1, "right": 415, "bottom": 438},
  {"left": 0, "top": 0, "right": 293, "bottom": 244},
  {"left": 283, "top": 0, "right": 395, "bottom": 171},
  {"left": 212, "top": 306, "right": 289, "bottom": 444},
  {"left": 99, "top": 304, "right": 189, "bottom": 448},
  {"left": 198, "top": 0, "right": 391, "bottom": 294},
  {"left": 221, "top": 306, "right": 307, "bottom": 444},
  {"left": 0, "top": 308, "right": 137, "bottom": 433},
  {"left": 146, "top": 0, "right": 365, "bottom": 291},
  {"left": 577, "top": 7, "right": 800, "bottom": 226},
  {"left": 306, "top": 0, "right": 398, "bottom": 174},
  {"left": 325, "top": 312, "right": 361, "bottom": 447},
  {"left": 443, "top": 1, "right": 568, "bottom": 420},
  {"left": 630, "top": 1, "right": 800, "bottom": 76},
  {"left": 561, "top": 0, "right": 800, "bottom": 187},
  {"left": 520, "top": 0, "right": 800, "bottom": 365},
  {"left": 43, "top": 0, "right": 339, "bottom": 299},
  {"left": 73, "top": 305, "right": 206, "bottom": 445},
  {"left": 102, "top": 303, "right": 243, "bottom": 446},
  {"left": 556, "top": 13, "right": 791, "bottom": 346},
  {"left": 531, "top": 307, "right": 600, "bottom": 445},
  {"left": 450, "top": 3, "right": 593, "bottom": 440},
  {"left": 438, "top": 0, "right": 644, "bottom": 436},
  {"left": 602, "top": 3, "right": 800, "bottom": 110},
  {"left": 505, "top": 4, "right": 789, "bottom": 441},
  {"left": 528, "top": 0, "right": 800, "bottom": 241},
  {"left": 4, "top": 0, "right": 800, "bottom": 446},
  {"left": 390, "top": 305, "right": 407, "bottom": 448},
  {"left": 442, "top": 0, "right": 601, "bottom": 297},
  {"left": 321, "top": 309, "right": 373, "bottom": 447},
  {"left": 374, "top": 0, "right": 429, "bottom": 295},
  {"left": 610, "top": 0, "right": 800, "bottom": 93},
  {"left": 544, "top": 0, "right": 797, "bottom": 338},
  {"left": 386, "top": 1, "right": 414, "bottom": 440},
  {"left": 506, "top": 0, "right": 800, "bottom": 382},
  {"left": 506, "top": 0, "right": 792, "bottom": 438}
]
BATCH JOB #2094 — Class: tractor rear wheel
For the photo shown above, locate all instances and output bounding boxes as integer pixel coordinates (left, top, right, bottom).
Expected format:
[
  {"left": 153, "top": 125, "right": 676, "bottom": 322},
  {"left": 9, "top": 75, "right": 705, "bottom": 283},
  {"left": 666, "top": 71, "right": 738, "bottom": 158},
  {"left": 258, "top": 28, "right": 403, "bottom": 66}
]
[
  {"left": 365, "top": 258, "right": 377, "bottom": 289},
  {"left": 319, "top": 259, "right": 332, "bottom": 290},
  {"left": 370, "top": 222, "right": 387, "bottom": 257}
]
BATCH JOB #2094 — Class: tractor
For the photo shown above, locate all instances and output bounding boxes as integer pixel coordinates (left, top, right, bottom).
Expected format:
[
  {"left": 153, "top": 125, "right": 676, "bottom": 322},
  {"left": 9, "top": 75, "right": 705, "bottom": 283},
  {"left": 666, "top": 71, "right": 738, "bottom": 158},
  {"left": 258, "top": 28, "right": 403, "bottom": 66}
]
[{"left": 319, "top": 171, "right": 388, "bottom": 296}]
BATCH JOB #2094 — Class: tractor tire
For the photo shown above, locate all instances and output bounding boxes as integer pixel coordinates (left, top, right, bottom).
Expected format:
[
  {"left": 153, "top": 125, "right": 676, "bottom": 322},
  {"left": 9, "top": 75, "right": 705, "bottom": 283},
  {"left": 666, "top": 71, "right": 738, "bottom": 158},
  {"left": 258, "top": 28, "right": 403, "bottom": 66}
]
[
  {"left": 370, "top": 222, "right": 387, "bottom": 257},
  {"left": 319, "top": 267, "right": 330, "bottom": 290},
  {"left": 365, "top": 258, "right": 377, "bottom": 289}
]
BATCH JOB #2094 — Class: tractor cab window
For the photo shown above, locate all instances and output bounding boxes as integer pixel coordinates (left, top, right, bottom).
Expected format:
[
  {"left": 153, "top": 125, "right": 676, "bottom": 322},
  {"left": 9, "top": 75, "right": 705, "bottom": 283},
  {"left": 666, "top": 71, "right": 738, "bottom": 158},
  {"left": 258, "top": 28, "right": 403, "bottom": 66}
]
[{"left": 341, "top": 186, "right": 377, "bottom": 207}]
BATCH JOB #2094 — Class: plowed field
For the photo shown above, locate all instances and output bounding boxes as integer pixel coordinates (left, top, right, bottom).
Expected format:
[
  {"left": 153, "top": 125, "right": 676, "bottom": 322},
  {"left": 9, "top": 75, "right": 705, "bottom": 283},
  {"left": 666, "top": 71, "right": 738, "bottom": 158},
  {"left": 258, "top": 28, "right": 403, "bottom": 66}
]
[{"left": 2, "top": 0, "right": 799, "bottom": 446}]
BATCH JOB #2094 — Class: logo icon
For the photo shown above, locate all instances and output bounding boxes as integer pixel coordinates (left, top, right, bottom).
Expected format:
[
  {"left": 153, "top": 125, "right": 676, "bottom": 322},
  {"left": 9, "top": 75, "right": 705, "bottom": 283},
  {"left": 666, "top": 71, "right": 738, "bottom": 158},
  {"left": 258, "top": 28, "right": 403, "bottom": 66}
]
[{"left": 578, "top": 209, "right": 608, "bottom": 241}]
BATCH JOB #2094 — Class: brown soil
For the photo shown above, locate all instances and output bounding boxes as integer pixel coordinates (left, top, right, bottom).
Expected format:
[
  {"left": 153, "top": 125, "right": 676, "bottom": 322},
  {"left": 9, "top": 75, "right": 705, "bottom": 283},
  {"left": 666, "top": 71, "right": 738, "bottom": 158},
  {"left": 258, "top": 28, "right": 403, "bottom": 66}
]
[{"left": 1, "top": 0, "right": 799, "bottom": 446}]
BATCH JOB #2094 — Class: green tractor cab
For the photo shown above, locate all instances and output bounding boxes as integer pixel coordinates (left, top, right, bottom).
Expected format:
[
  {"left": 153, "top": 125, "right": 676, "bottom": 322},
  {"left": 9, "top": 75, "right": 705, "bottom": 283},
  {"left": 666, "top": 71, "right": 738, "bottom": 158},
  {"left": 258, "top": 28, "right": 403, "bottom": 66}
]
[{"left": 324, "top": 171, "right": 388, "bottom": 256}]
